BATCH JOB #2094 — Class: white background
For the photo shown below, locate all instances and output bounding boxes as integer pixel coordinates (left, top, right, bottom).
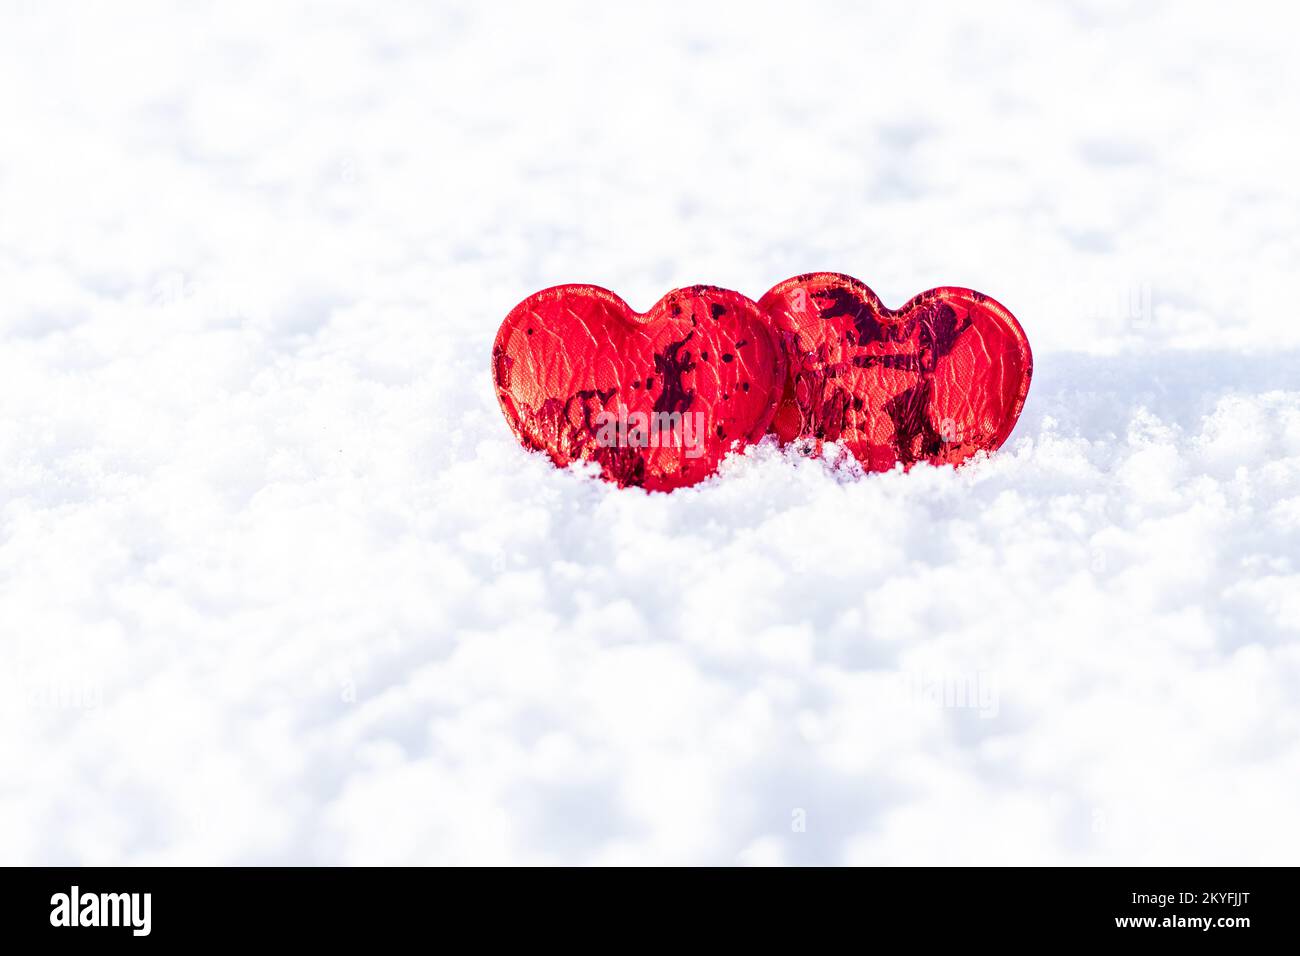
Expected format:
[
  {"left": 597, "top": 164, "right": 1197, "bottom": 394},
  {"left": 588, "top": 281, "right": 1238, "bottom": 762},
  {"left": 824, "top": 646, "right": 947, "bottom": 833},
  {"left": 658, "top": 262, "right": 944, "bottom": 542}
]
[{"left": 2, "top": 0, "right": 1299, "bottom": 864}]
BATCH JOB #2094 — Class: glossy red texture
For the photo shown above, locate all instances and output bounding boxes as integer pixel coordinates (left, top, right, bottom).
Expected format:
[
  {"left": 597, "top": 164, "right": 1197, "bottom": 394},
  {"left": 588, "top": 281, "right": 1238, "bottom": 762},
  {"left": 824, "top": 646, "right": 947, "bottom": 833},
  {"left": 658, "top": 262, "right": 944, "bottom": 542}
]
[
  {"left": 492, "top": 284, "right": 786, "bottom": 491},
  {"left": 759, "top": 273, "right": 1032, "bottom": 471}
]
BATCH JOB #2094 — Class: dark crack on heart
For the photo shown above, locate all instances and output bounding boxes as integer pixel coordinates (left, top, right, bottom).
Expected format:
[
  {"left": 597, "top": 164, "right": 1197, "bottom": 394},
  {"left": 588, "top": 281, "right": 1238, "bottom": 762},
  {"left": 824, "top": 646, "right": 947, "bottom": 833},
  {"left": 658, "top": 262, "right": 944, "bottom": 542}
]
[{"left": 653, "top": 331, "right": 697, "bottom": 416}]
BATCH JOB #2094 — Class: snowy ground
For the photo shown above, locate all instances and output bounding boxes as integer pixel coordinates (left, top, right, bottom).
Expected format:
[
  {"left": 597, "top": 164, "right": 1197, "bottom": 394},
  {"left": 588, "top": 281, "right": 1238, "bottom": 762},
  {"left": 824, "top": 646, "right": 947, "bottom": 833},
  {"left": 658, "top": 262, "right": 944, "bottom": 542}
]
[{"left": 2, "top": 1, "right": 1299, "bottom": 864}]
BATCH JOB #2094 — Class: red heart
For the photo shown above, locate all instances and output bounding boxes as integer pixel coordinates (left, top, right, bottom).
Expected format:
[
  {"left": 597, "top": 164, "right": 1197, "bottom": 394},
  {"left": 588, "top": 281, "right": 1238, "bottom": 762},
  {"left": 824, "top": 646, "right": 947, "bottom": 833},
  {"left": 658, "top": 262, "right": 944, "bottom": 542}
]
[
  {"left": 759, "top": 273, "right": 1032, "bottom": 471},
  {"left": 492, "top": 284, "right": 786, "bottom": 491}
]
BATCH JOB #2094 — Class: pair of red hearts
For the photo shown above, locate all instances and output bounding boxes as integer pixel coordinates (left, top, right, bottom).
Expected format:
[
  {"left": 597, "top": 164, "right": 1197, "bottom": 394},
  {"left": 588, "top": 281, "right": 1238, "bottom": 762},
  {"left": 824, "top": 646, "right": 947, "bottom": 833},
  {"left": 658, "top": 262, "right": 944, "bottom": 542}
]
[{"left": 492, "top": 273, "right": 1032, "bottom": 492}]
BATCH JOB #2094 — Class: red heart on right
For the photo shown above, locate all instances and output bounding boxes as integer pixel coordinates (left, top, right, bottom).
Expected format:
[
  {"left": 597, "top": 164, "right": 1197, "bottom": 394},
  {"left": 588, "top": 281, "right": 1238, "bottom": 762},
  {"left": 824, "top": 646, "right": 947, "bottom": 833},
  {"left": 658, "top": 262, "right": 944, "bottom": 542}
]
[{"left": 759, "top": 273, "right": 1032, "bottom": 471}]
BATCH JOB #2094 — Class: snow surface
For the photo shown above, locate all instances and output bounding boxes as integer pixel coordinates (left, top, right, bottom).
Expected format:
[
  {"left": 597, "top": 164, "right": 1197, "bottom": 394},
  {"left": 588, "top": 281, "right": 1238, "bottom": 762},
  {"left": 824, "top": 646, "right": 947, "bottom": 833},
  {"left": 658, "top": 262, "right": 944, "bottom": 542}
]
[{"left": 2, "top": 0, "right": 1299, "bottom": 865}]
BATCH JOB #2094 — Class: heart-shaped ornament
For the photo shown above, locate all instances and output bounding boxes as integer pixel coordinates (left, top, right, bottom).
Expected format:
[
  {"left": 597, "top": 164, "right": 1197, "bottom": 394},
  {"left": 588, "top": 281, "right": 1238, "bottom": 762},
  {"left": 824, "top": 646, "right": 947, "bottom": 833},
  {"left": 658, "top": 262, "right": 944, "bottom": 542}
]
[
  {"left": 759, "top": 273, "right": 1032, "bottom": 471},
  {"left": 492, "top": 284, "right": 786, "bottom": 491}
]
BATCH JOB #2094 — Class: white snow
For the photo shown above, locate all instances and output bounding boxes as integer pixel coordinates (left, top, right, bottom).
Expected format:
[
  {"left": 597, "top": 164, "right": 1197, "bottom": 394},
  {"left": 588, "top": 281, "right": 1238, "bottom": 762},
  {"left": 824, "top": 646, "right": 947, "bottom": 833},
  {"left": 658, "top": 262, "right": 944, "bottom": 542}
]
[{"left": 2, "top": 0, "right": 1299, "bottom": 864}]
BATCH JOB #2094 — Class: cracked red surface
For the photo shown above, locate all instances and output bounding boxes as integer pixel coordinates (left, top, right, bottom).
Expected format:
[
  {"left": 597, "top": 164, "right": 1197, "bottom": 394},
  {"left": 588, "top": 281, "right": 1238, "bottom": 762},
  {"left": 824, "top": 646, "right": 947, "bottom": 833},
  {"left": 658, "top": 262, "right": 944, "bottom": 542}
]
[
  {"left": 492, "top": 284, "right": 785, "bottom": 491},
  {"left": 759, "top": 273, "right": 1032, "bottom": 471}
]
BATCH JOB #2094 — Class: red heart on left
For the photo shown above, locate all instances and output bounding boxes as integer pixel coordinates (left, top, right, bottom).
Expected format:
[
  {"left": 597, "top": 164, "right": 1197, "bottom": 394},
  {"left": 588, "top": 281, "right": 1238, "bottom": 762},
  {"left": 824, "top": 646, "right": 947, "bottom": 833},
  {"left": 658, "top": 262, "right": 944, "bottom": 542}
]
[{"left": 492, "top": 284, "right": 786, "bottom": 491}]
